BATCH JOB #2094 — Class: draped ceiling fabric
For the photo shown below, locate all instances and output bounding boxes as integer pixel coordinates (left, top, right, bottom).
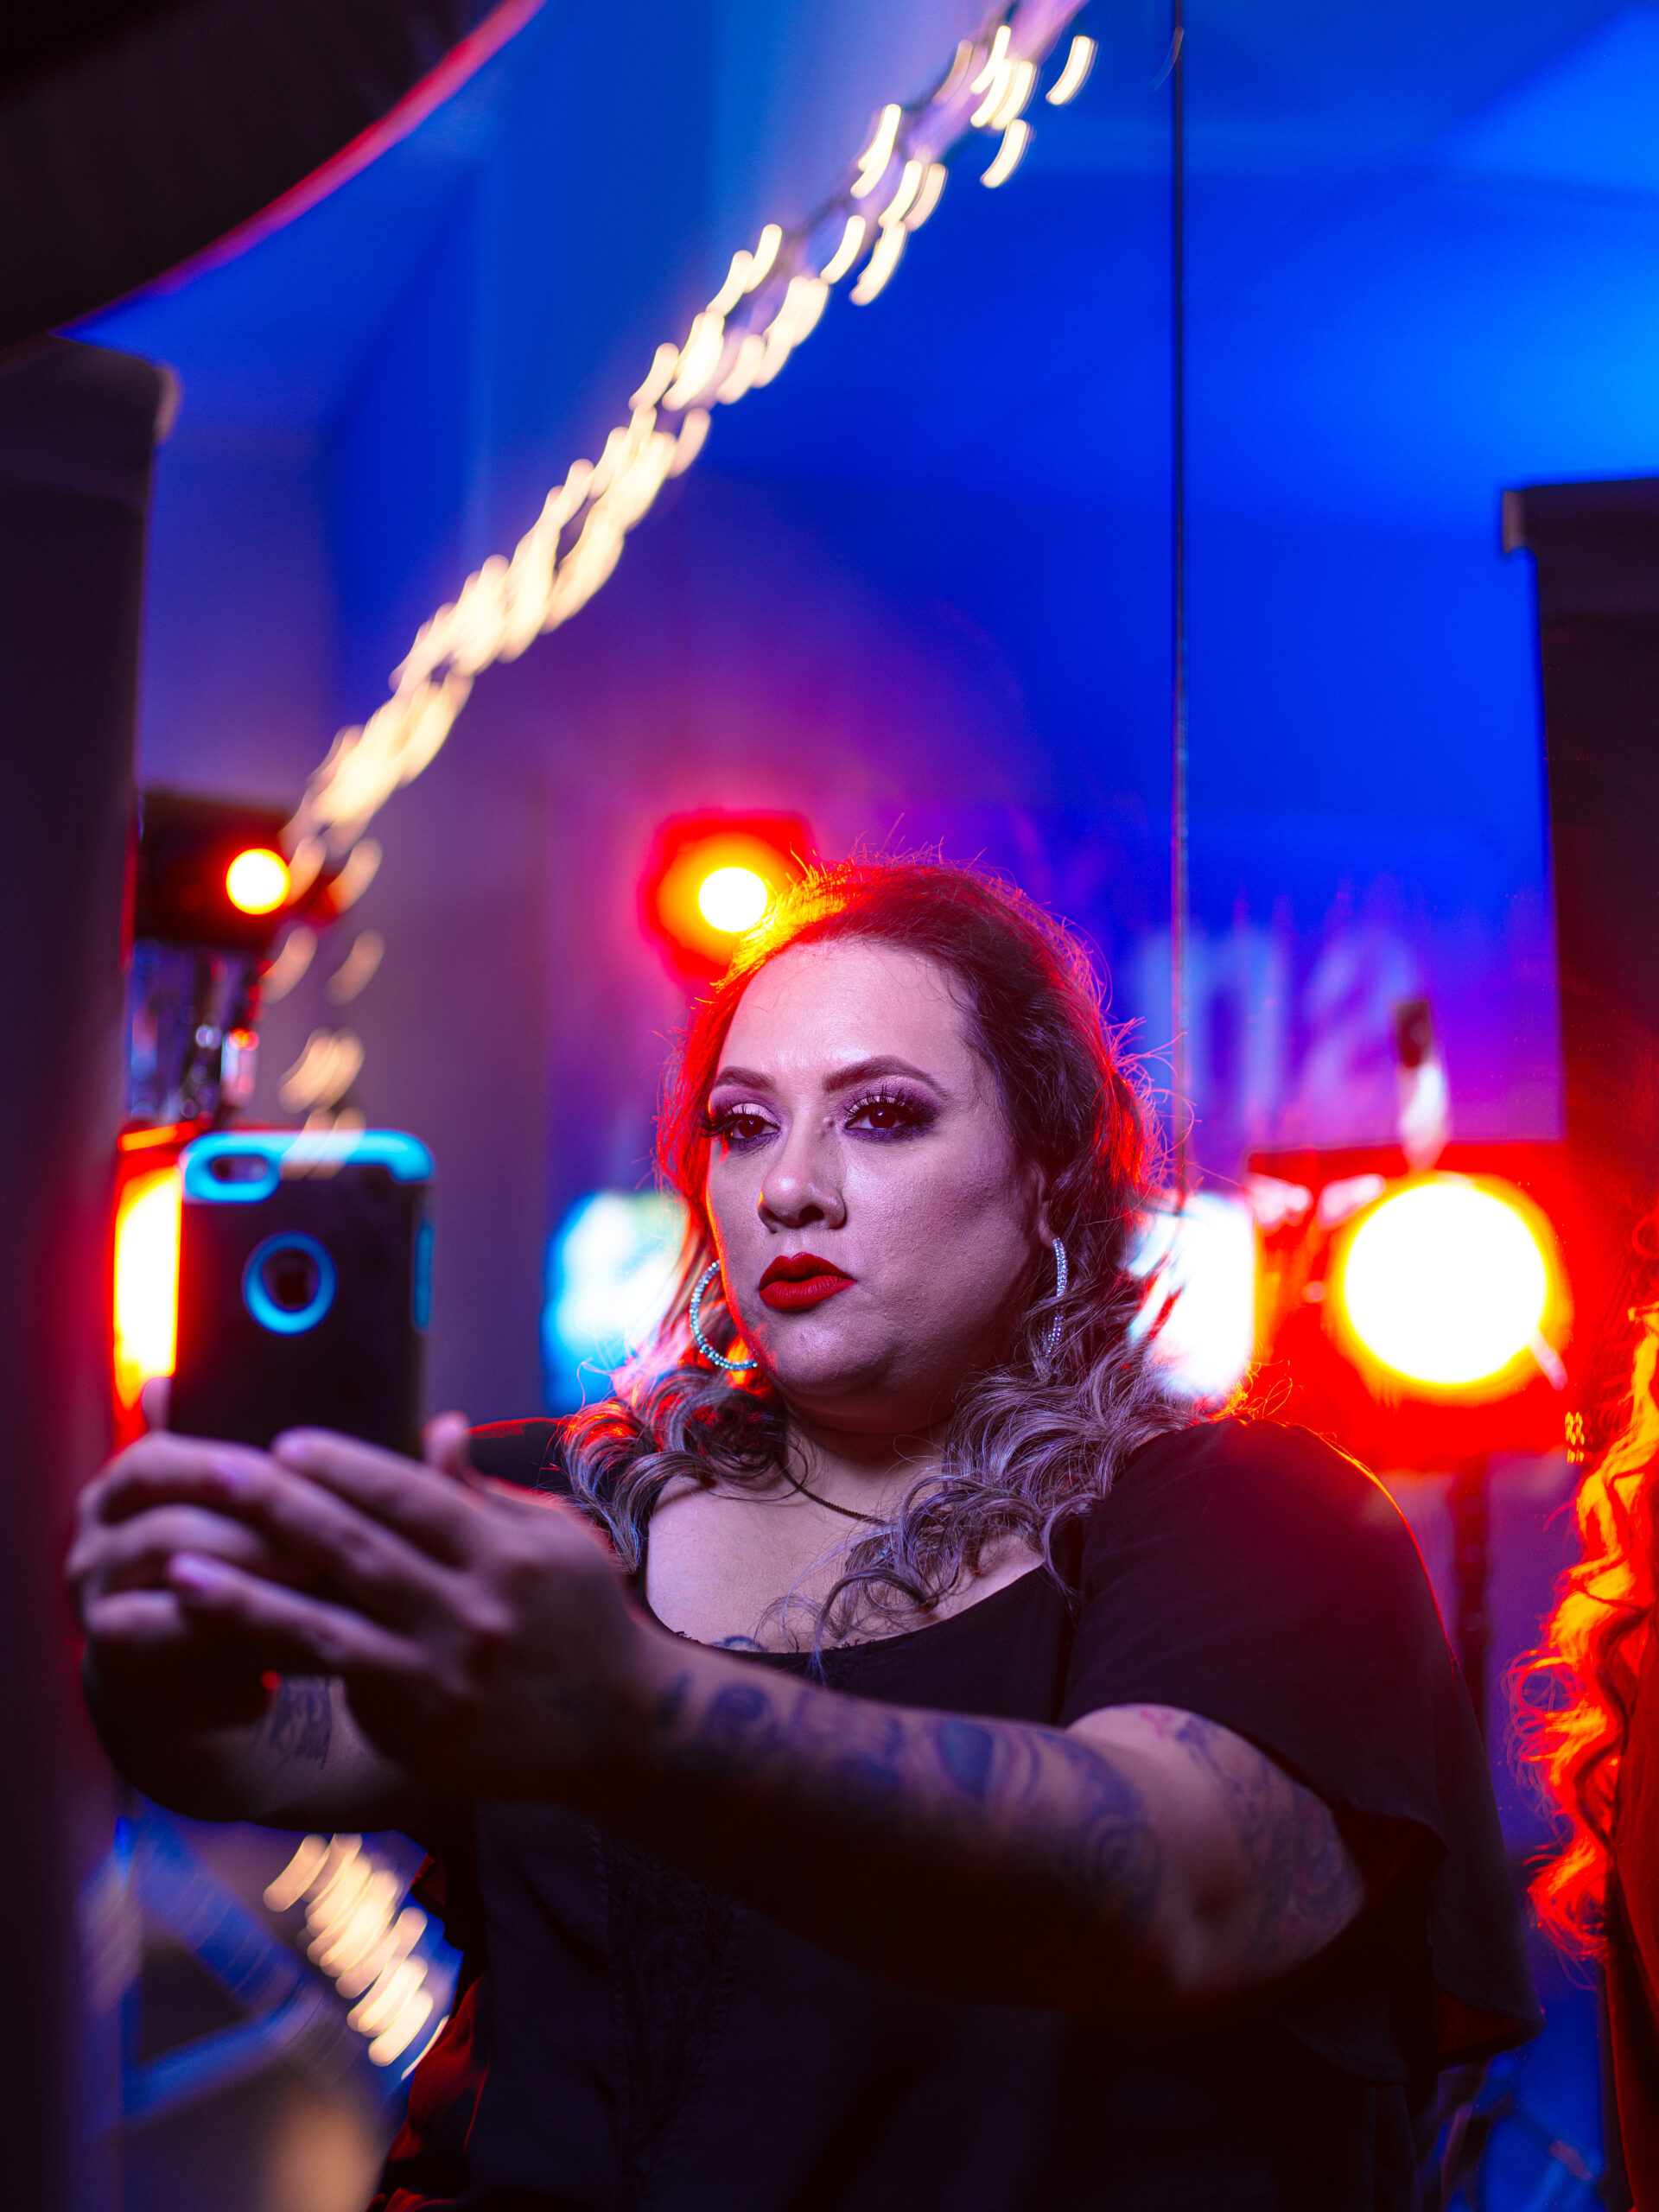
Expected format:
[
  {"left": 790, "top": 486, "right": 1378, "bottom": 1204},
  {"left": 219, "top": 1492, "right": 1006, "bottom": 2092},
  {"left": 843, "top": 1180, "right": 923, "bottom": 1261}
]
[{"left": 0, "top": 0, "right": 541, "bottom": 349}]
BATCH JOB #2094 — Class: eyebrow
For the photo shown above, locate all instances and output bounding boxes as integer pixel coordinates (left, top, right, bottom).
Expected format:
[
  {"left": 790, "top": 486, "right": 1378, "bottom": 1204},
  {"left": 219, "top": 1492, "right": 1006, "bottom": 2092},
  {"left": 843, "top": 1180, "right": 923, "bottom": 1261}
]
[{"left": 709, "top": 1055, "right": 949, "bottom": 1097}]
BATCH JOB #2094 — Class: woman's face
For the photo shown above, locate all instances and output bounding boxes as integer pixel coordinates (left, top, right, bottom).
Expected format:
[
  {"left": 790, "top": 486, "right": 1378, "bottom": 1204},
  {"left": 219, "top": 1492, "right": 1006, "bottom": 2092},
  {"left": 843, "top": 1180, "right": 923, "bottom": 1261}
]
[{"left": 704, "top": 938, "right": 1046, "bottom": 1435}]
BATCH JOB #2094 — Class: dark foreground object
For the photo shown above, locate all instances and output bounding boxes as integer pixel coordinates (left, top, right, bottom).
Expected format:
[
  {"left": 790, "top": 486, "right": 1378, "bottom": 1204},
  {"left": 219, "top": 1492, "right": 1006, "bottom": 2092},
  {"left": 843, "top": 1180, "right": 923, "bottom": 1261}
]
[{"left": 0, "top": 338, "right": 164, "bottom": 2209}]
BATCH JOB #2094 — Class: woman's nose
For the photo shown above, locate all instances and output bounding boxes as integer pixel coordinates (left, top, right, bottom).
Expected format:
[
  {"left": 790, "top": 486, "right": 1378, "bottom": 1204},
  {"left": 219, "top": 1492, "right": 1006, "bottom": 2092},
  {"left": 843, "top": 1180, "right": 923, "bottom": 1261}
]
[{"left": 758, "top": 1126, "right": 846, "bottom": 1230}]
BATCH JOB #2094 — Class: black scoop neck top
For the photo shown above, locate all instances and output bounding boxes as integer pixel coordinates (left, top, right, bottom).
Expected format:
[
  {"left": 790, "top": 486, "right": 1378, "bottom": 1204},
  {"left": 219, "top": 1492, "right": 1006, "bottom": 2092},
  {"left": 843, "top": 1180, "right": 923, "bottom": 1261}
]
[{"left": 370, "top": 1415, "right": 1538, "bottom": 2212}]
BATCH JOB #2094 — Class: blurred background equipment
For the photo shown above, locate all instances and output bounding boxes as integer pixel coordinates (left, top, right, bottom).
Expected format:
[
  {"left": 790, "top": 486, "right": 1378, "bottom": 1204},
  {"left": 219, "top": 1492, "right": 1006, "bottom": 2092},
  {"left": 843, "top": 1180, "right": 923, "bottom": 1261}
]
[
  {"left": 127, "top": 789, "right": 293, "bottom": 1128},
  {"left": 1506, "top": 477, "right": 1659, "bottom": 1468},
  {"left": 1249, "top": 1136, "right": 1574, "bottom": 1730},
  {"left": 542, "top": 1186, "right": 685, "bottom": 1412}
]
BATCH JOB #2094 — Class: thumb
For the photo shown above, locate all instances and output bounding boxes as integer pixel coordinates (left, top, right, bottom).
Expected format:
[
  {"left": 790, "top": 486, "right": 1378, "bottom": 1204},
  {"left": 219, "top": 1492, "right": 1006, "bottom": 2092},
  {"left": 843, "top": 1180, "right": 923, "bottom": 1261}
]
[{"left": 422, "top": 1409, "right": 472, "bottom": 1479}]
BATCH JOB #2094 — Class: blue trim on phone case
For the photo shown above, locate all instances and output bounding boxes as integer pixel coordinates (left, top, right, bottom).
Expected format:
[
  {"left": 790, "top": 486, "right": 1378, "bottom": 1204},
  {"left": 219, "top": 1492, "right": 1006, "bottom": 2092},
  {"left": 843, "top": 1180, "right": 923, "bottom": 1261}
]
[
  {"left": 183, "top": 1128, "right": 434, "bottom": 1201},
  {"left": 412, "top": 1221, "right": 434, "bottom": 1330},
  {"left": 242, "top": 1233, "right": 337, "bottom": 1335}
]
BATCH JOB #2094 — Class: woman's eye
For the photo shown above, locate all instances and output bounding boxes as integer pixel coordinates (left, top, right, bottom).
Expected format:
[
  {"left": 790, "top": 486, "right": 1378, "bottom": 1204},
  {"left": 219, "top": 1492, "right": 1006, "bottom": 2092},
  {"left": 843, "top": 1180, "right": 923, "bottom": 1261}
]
[
  {"left": 709, "top": 1106, "right": 774, "bottom": 1150},
  {"left": 844, "top": 1092, "right": 932, "bottom": 1138}
]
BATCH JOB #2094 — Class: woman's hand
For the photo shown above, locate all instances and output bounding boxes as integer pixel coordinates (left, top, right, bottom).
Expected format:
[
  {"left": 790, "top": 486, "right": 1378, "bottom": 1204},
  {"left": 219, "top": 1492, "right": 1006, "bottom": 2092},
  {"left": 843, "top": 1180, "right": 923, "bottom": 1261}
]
[
  {"left": 156, "top": 1424, "right": 667, "bottom": 1803},
  {"left": 68, "top": 1423, "right": 317, "bottom": 1732}
]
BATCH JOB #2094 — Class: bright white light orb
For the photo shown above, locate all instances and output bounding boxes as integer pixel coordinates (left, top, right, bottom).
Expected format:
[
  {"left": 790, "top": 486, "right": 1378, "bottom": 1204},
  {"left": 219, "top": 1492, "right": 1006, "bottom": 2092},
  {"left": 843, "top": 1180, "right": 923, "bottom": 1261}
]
[
  {"left": 225, "top": 846, "right": 290, "bottom": 915},
  {"left": 1338, "top": 1178, "right": 1548, "bottom": 1388},
  {"left": 696, "top": 864, "right": 769, "bottom": 934}
]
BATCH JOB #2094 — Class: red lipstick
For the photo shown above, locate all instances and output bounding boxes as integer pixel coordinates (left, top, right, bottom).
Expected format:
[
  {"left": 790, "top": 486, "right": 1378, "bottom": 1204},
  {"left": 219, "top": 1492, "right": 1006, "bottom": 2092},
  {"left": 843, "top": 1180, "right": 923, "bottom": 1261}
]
[{"left": 758, "top": 1253, "right": 855, "bottom": 1312}]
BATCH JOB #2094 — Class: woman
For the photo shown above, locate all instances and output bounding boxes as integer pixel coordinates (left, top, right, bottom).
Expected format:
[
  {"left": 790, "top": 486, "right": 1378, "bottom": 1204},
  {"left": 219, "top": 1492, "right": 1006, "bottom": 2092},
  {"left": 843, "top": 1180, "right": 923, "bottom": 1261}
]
[
  {"left": 1522, "top": 1308, "right": 1659, "bottom": 2201},
  {"left": 71, "top": 860, "right": 1536, "bottom": 2210}
]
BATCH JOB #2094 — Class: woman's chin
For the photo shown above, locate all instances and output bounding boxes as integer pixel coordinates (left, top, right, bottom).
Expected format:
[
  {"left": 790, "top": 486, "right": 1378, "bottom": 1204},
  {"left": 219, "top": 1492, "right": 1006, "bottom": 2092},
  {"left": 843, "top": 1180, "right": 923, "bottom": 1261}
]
[{"left": 759, "top": 1338, "right": 939, "bottom": 1433}]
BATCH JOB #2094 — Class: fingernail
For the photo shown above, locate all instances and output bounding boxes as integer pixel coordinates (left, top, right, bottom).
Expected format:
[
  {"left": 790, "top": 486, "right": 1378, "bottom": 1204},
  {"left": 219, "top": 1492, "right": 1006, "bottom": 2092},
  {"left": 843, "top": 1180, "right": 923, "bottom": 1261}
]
[
  {"left": 207, "top": 1456, "right": 247, "bottom": 1495},
  {"left": 170, "top": 1553, "right": 224, "bottom": 1593}
]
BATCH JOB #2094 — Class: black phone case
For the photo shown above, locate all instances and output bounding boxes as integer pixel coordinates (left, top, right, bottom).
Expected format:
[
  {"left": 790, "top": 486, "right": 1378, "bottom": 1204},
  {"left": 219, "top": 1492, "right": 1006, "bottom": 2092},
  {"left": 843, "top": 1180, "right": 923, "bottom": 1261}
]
[{"left": 169, "top": 1128, "right": 432, "bottom": 1454}]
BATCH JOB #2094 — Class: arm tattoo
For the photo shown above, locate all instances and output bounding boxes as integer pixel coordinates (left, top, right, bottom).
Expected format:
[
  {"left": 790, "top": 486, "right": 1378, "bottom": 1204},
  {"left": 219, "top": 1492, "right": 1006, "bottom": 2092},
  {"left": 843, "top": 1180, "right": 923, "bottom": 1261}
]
[
  {"left": 264, "top": 1676, "right": 333, "bottom": 1767},
  {"left": 656, "top": 1672, "right": 1163, "bottom": 1990},
  {"left": 1157, "top": 1708, "right": 1363, "bottom": 1973}
]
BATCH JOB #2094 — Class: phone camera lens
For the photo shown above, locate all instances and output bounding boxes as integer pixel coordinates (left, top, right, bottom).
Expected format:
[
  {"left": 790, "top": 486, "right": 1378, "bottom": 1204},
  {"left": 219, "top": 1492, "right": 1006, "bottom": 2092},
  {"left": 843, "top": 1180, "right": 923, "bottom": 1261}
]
[
  {"left": 242, "top": 1231, "right": 336, "bottom": 1335},
  {"left": 263, "top": 1249, "right": 321, "bottom": 1313}
]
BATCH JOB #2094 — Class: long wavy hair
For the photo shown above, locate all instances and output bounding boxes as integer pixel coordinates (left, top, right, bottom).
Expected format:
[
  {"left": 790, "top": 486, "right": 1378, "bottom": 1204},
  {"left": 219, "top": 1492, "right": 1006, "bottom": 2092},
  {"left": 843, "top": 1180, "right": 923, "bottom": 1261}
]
[
  {"left": 559, "top": 856, "right": 1185, "bottom": 1646},
  {"left": 1518, "top": 1310, "right": 1659, "bottom": 1950}
]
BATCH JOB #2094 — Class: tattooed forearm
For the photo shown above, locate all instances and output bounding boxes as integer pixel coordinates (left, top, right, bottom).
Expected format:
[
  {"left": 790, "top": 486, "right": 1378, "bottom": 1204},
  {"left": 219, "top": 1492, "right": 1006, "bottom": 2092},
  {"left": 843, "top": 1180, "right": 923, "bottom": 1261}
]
[
  {"left": 644, "top": 1673, "right": 1164, "bottom": 2003},
  {"left": 607, "top": 1662, "right": 1372, "bottom": 2013},
  {"left": 264, "top": 1675, "right": 333, "bottom": 1767}
]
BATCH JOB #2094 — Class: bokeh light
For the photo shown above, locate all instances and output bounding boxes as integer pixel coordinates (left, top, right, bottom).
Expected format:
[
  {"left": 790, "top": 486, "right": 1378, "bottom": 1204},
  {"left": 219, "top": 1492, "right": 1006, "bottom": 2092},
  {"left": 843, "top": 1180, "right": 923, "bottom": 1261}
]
[
  {"left": 112, "top": 1166, "right": 181, "bottom": 1406},
  {"left": 225, "top": 845, "right": 290, "bottom": 915},
  {"left": 1130, "top": 1192, "right": 1256, "bottom": 1402},
  {"left": 696, "top": 864, "right": 770, "bottom": 934},
  {"left": 640, "top": 810, "right": 813, "bottom": 981},
  {"left": 1336, "top": 1177, "right": 1551, "bottom": 1389}
]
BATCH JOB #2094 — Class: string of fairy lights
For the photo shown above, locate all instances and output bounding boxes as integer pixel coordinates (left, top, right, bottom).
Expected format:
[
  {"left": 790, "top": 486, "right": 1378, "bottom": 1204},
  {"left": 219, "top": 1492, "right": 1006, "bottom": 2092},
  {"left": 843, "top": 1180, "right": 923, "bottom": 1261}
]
[
  {"left": 264, "top": 1831, "right": 453, "bottom": 2075},
  {"left": 270, "top": 0, "right": 1096, "bottom": 1103}
]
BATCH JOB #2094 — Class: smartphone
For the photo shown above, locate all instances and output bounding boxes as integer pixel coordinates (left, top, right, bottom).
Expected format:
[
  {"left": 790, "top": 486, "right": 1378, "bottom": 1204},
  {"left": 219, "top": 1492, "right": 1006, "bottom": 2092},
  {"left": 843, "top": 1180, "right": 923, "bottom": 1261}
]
[{"left": 169, "top": 1127, "right": 434, "bottom": 1454}]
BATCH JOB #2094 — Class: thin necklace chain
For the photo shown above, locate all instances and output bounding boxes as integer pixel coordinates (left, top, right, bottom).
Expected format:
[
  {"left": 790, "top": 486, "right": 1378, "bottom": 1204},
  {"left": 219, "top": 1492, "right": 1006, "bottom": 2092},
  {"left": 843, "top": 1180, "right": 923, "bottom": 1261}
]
[{"left": 779, "top": 1465, "right": 886, "bottom": 1525}]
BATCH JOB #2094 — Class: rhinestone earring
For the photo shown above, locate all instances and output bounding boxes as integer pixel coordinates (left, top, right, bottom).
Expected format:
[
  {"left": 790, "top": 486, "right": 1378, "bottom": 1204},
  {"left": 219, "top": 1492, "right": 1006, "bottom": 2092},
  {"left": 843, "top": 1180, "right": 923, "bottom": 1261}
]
[
  {"left": 690, "top": 1261, "right": 759, "bottom": 1371},
  {"left": 1041, "top": 1236, "right": 1068, "bottom": 1363}
]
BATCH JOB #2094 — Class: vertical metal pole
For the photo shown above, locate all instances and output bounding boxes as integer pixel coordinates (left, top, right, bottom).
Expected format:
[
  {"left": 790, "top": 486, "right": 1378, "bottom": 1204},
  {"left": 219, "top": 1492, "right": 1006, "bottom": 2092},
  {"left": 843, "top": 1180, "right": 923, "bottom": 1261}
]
[{"left": 1169, "top": 0, "right": 1191, "bottom": 1198}]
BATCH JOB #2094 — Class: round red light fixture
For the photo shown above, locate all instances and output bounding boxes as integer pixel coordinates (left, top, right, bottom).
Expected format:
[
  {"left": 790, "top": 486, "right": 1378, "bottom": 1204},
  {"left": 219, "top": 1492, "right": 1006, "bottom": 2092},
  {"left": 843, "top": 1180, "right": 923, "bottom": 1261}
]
[{"left": 640, "top": 812, "right": 814, "bottom": 982}]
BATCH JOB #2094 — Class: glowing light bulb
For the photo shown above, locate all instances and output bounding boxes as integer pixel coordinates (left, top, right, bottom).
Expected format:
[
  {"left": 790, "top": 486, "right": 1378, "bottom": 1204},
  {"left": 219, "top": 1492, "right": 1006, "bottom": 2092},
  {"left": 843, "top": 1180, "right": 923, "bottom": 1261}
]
[
  {"left": 1336, "top": 1178, "right": 1551, "bottom": 1389},
  {"left": 226, "top": 847, "right": 290, "bottom": 915},
  {"left": 697, "top": 866, "right": 769, "bottom": 934}
]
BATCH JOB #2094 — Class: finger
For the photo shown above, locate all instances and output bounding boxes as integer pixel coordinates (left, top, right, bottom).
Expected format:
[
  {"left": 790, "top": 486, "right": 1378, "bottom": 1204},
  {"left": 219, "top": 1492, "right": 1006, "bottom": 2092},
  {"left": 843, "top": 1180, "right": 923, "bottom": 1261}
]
[
  {"left": 423, "top": 1411, "right": 472, "bottom": 1480},
  {"left": 140, "top": 1375, "right": 172, "bottom": 1434},
  {"left": 79, "top": 1586, "right": 196, "bottom": 1651},
  {"left": 89, "top": 1433, "right": 277, "bottom": 1527},
  {"left": 168, "top": 1553, "right": 416, "bottom": 1678},
  {"left": 72, "top": 1504, "right": 300, "bottom": 1597},
  {"left": 175, "top": 1456, "right": 460, "bottom": 1625},
  {"left": 80, "top": 1586, "right": 283, "bottom": 1672},
  {"left": 271, "top": 1428, "right": 483, "bottom": 1560}
]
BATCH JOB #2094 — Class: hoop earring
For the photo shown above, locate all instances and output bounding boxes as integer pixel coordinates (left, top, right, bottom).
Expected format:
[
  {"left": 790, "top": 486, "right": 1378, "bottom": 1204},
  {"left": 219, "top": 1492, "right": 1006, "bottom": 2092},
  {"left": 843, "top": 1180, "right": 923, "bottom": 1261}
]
[
  {"left": 690, "top": 1262, "right": 759, "bottom": 1371},
  {"left": 1041, "top": 1237, "right": 1068, "bottom": 1363}
]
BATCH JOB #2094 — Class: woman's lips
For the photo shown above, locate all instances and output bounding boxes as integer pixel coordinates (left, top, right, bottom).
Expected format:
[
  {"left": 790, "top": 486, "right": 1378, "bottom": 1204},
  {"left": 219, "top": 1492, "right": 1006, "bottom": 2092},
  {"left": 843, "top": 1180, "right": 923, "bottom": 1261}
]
[{"left": 758, "top": 1254, "right": 855, "bottom": 1312}]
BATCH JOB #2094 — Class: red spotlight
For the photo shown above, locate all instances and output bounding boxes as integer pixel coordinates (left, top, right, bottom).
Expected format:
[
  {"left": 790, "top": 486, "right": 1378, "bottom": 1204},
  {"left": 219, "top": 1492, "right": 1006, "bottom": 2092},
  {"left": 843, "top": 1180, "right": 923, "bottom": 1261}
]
[
  {"left": 640, "top": 811, "right": 815, "bottom": 983},
  {"left": 136, "top": 789, "right": 294, "bottom": 953},
  {"left": 1248, "top": 1140, "right": 1577, "bottom": 1472},
  {"left": 225, "top": 846, "right": 289, "bottom": 916},
  {"left": 1248, "top": 1139, "right": 1580, "bottom": 1738}
]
